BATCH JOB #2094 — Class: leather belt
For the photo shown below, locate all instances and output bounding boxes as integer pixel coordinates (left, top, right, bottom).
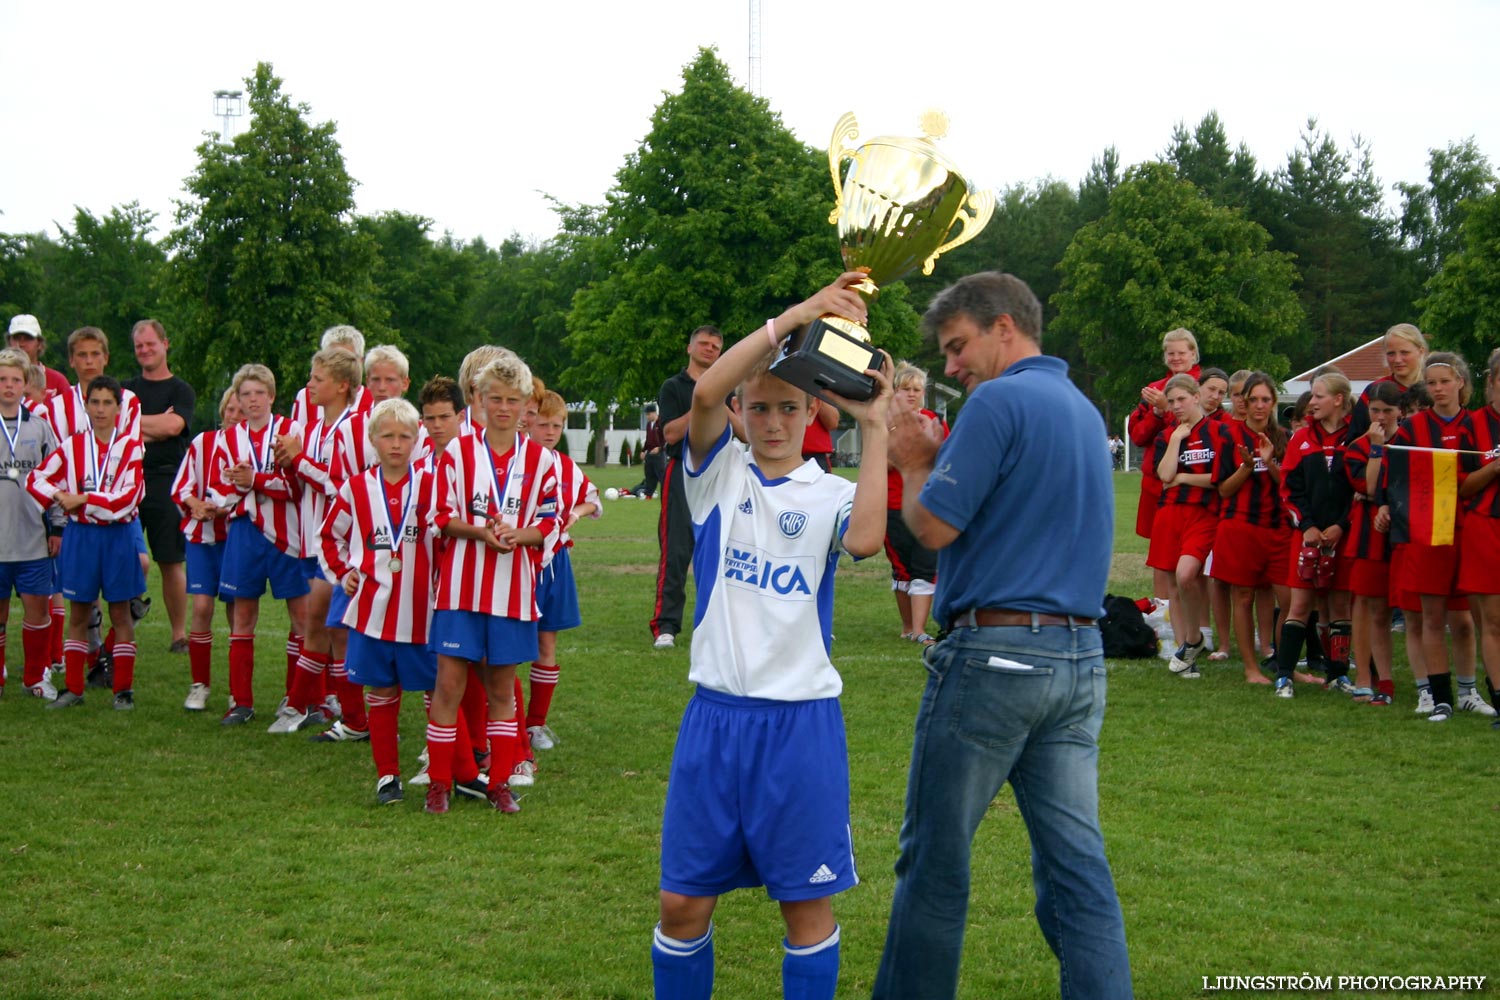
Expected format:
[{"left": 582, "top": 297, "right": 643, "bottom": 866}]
[{"left": 950, "top": 608, "right": 1097, "bottom": 630}]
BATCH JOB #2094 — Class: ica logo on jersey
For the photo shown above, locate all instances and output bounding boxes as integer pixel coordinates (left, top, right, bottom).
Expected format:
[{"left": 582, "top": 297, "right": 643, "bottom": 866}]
[{"left": 722, "top": 544, "right": 814, "bottom": 599}]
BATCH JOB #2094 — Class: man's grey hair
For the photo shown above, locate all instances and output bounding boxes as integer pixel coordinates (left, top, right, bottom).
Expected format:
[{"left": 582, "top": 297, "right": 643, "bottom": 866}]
[{"left": 922, "top": 272, "right": 1042, "bottom": 345}]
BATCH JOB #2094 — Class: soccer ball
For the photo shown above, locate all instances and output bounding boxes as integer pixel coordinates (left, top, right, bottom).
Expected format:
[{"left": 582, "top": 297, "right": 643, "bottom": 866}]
[{"left": 604, "top": 488, "right": 620, "bottom": 501}]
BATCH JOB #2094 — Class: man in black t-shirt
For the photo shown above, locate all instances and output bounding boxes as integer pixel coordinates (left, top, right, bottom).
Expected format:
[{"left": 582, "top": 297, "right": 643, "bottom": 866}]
[
  {"left": 123, "top": 319, "right": 196, "bottom": 652},
  {"left": 650, "top": 326, "right": 734, "bottom": 649}
]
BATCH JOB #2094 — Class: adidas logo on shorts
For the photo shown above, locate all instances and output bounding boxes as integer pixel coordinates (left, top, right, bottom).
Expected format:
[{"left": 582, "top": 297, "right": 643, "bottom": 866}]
[{"left": 808, "top": 864, "right": 837, "bottom": 885}]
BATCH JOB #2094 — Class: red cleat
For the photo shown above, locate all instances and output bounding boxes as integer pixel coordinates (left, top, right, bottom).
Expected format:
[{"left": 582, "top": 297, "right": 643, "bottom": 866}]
[
  {"left": 486, "top": 784, "right": 520, "bottom": 814},
  {"left": 424, "top": 782, "right": 451, "bottom": 815}
]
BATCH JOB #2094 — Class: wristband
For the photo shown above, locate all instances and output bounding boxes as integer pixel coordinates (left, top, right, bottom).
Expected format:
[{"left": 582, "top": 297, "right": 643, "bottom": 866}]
[{"left": 766, "top": 317, "right": 778, "bottom": 352}]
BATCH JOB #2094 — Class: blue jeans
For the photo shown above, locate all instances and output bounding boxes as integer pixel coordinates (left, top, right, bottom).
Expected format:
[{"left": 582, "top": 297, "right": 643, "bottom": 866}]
[{"left": 872, "top": 624, "right": 1132, "bottom": 1000}]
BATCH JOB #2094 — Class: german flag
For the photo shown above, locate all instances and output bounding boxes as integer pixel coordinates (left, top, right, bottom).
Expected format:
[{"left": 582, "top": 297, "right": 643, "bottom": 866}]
[{"left": 1386, "top": 446, "right": 1458, "bottom": 547}]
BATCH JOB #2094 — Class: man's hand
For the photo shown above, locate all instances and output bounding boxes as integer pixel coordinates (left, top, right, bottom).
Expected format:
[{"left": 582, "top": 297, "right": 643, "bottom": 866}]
[{"left": 888, "top": 394, "right": 944, "bottom": 477}]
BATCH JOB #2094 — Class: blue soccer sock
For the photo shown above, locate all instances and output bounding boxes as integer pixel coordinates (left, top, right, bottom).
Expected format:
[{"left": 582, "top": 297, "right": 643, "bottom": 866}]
[
  {"left": 652, "top": 922, "right": 713, "bottom": 1000},
  {"left": 782, "top": 925, "right": 840, "bottom": 1000}
]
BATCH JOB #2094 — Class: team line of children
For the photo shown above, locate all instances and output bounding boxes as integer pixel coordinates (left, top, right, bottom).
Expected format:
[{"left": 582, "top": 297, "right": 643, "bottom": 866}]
[
  {"left": 7, "top": 327, "right": 600, "bottom": 813},
  {"left": 1131, "top": 323, "right": 1500, "bottom": 725}
]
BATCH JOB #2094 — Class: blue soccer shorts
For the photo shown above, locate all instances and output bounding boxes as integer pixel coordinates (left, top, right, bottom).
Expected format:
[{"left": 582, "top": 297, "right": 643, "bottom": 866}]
[
  {"left": 345, "top": 630, "right": 437, "bottom": 691},
  {"left": 219, "top": 518, "right": 309, "bottom": 601},
  {"left": 430, "top": 609, "right": 538, "bottom": 666},
  {"left": 60, "top": 522, "right": 147, "bottom": 604},
  {"left": 186, "top": 541, "right": 229, "bottom": 599},
  {"left": 660, "top": 688, "right": 857, "bottom": 902},
  {"left": 536, "top": 547, "right": 582, "bottom": 632},
  {"left": 0, "top": 557, "right": 54, "bottom": 598}
]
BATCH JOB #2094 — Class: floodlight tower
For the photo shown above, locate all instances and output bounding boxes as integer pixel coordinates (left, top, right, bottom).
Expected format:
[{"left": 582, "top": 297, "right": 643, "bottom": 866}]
[
  {"left": 213, "top": 89, "right": 244, "bottom": 141},
  {"left": 748, "top": 0, "right": 763, "bottom": 94}
]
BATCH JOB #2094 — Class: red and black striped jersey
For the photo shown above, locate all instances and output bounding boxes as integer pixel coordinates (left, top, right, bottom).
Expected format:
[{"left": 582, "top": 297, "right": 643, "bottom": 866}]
[
  {"left": 1459, "top": 406, "right": 1500, "bottom": 519},
  {"left": 1153, "top": 417, "right": 1220, "bottom": 511},
  {"left": 1341, "top": 435, "right": 1388, "bottom": 561},
  {"left": 1212, "top": 421, "right": 1284, "bottom": 527},
  {"left": 1280, "top": 418, "right": 1352, "bottom": 531},
  {"left": 1129, "top": 366, "right": 1200, "bottom": 483}
]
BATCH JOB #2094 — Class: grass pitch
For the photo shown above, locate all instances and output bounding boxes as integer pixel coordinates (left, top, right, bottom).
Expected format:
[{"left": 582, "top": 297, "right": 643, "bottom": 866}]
[{"left": 0, "top": 472, "right": 1495, "bottom": 998}]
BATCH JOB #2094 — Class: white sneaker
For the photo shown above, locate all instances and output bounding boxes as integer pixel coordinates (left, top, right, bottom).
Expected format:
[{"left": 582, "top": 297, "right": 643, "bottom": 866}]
[
  {"left": 408, "top": 762, "right": 431, "bottom": 786},
  {"left": 183, "top": 683, "right": 210, "bottom": 712},
  {"left": 1457, "top": 691, "right": 1498, "bottom": 717},
  {"left": 267, "top": 703, "right": 311, "bottom": 733},
  {"left": 653, "top": 633, "right": 676, "bottom": 650},
  {"left": 417, "top": 747, "right": 429, "bottom": 765},
  {"left": 509, "top": 760, "right": 536, "bottom": 787},
  {"left": 320, "top": 694, "right": 342, "bottom": 721},
  {"left": 528, "top": 725, "right": 557, "bottom": 751},
  {"left": 28, "top": 676, "right": 59, "bottom": 701},
  {"left": 1415, "top": 688, "right": 1435, "bottom": 714}
]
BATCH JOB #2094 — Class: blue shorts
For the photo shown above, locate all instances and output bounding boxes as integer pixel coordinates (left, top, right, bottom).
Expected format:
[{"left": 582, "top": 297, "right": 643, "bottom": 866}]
[
  {"left": 130, "top": 519, "right": 148, "bottom": 556},
  {"left": 345, "top": 629, "right": 437, "bottom": 691},
  {"left": 325, "top": 587, "right": 351, "bottom": 630},
  {"left": 0, "top": 557, "right": 54, "bottom": 598},
  {"left": 430, "top": 609, "right": 538, "bottom": 666},
  {"left": 537, "top": 547, "right": 582, "bottom": 632},
  {"left": 300, "top": 555, "right": 327, "bottom": 582},
  {"left": 185, "top": 541, "right": 229, "bottom": 600},
  {"left": 660, "top": 688, "right": 857, "bottom": 902},
  {"left": 59, "top": 522, "right": 148, "bottom": 604},
  {"left": 219, "top": 518, "right": 310, "bottom": 601}
]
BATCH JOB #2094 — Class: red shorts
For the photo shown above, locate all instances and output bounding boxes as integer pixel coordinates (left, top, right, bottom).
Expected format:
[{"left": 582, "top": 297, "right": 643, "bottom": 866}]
[
  {"left": 1348, "top": 557, "right": 1390, "bottom": 599},
  {"left": 1284, "top": 530, "right": 1353, "bottom": 592},
  {"left": 1397, "top": 538, "right": 1461, "bottom": 597},
  {"left": 1458, "top": 514, "right": 1500, "bottom": 595},
  {"left": 1210, "top": 519, "right": 1290, "bottom": 589},
  {"left": 1147, "top": 504, "right": 1217, "bottom": 571},
  {"left": 1135, "top": 475, "right": 1163, "bottom": 540},
  {"left": 1390, "top": 544, "right": 1469, "bottom": 611}
]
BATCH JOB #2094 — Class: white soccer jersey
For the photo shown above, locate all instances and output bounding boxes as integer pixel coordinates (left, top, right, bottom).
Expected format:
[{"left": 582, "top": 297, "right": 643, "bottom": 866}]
[
  {"left": 321, "top": 465, "right": 439, "bottom": 644},
  {"left": 433, "top": 431, "right": 558, "bottom": 620},
  {"left": 172, "top": 429, "right": 230, "bottom": 545},
  {"left": 682, "top": 425, "right": 855, "bottom": 701},
  {"left": 46, "top": 384, "right": 142, "bottom": 444},
  {"left": 206, "top": 417, "right": 304, "bottom": 555}
]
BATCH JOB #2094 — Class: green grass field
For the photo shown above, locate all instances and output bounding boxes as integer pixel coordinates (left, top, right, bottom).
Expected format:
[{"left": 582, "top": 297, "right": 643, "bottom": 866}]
[{"left": 1, "top": 472, "right": 1495, "bottom": 999}]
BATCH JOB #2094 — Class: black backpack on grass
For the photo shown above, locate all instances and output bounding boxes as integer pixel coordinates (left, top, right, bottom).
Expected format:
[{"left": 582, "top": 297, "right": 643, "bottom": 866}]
[{"left": 1100, "top": 594, "right": 1159, "bottom": 659}]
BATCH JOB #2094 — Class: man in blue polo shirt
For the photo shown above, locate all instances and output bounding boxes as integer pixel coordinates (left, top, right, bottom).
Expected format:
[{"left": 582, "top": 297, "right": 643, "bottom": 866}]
[{"left": 873, "top": 272, "right": 1132, "bottom": 1000}]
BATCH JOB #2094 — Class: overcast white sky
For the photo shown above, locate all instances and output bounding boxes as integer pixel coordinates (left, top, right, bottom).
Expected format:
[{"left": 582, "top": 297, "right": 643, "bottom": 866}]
[{"left": 3, "top": 0, "right": 1497, "bottom": 247}]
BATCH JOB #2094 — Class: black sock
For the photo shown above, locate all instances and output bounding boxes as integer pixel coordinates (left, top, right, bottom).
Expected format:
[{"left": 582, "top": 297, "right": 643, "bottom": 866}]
[
  {"left": 1276, "top": 620, "right": 1306, "bottom": 681},
  {"left": 1429, "top": 672, "right": 1453, "bottom": 709},
  {"left": 1487, "top": 678, "right": 1500, "bottom": 713}
]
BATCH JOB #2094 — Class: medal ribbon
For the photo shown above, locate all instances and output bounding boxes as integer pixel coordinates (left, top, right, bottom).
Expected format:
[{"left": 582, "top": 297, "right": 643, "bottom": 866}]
[
  {"left": 315, "top": 405, "right": 354, "bottom": 464},
  {"left": 245, "top": 421, "right": 275, "bottom": 472},
  {"left": 379, "top": 466, "right": 414, "bottom": 559},
  {"left": 87, "top": 427, "right": 119, "bottom": 492},
  {"left": 484, "top": 433, "right": 518, "bottom": 527},
  {"left": 0, "top": 412, "right": 21, "bottom": 468}
]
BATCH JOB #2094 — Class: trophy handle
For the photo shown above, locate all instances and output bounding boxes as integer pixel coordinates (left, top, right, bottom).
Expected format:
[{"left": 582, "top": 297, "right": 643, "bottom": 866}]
[
  {"left": 828, "top": 112, "right": 860, "bottom": 226},
  {"left": 921, "top": 188, "right": 997, "bottom": 275}
]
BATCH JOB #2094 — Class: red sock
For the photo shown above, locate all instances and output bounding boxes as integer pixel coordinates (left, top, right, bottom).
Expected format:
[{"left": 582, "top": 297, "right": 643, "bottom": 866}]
[
  {"left": 228, "top": 633, "right": 255, "bottom": 707},
  {"left": 63, "top": 639, "right": 88, "bottom": 696},
  {"left": 1378, "top": 678, "right": 1395, "bottom": 697},
  {"left": 332, "top": 660, "right": 367, "bottom": 731},
  {"left": 527, "top": 662, "right": 559, "bottom": 728},
  {"left": 487, "top": 718, "right": 518, "bottom": 792},
  {"left": 50, "top": 604, "right": 65, "bottom": 665},
  {"left": 23, "top": 621, "right": 52, "bottom": 687},
  {"left": 512, "top": 678, "right": 531, "bottom": 764},
  {"left": 188, "top": 631, "right": 213, "bottom": 687},
  {"left": 367, "top": 692, "right": 401, "bottom": 777},
  {"left": 112, "top": 641, "right": 136, "bottom": 693},
  {"left": 426, "top": 720, "right": 457, "bottom": 788},
  {"left": 453, "top": 710, "right": 480, "bottom": 782},
  {"left": 461, "top": 673, "right": 488, "bottom": 757},
  {"left": 288, "top": 652, "right": 325, "bottom": 713},
  {"left": 285, "top": 631, "right": 303, "bottom": 695}
]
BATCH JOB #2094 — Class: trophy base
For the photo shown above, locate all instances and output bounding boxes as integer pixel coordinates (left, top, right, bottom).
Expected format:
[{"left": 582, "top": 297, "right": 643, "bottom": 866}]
[{"left": 770, "top": 316, "right": 878, "bottom": 403}]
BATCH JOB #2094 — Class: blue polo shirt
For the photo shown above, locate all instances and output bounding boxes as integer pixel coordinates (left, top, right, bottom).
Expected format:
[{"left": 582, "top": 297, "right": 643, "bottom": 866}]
[{"left": 919, "top": 354, "right": 1112, "bottom": 625}]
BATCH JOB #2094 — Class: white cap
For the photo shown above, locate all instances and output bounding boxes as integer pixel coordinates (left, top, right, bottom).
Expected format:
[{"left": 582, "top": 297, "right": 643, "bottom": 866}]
[{"left": 8, "top": 314, "right": 42, "bottom": 338}]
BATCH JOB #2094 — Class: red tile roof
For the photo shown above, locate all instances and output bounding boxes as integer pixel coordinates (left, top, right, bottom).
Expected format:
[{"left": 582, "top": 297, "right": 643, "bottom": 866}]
[{"left": 1290, "top": 336, "right": 1389, "bottom": 382}]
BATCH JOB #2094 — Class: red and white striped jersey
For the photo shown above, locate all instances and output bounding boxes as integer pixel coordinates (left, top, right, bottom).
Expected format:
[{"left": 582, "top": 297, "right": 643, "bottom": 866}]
[
  {"left": 291, "top": 384, "right": 372, "bottom": 430},
  {"left": 433, "top": 431, "right": 559, "bottom": 620},
  {"left": 330, "top": 410, "right": 379, "bottom": 486},
  {"left": 22, "top": 398, "right": 50, "bottom": 423},
  {"left": 207, "top": 417, "right": 304, "bottom": 555},
  {"left": 172, "top": 429, "right": 230, "bottom": 545},
  {"left": 46, "top": 384, "right": 142, "bottom": 444},
  {"left": 26, "top": 428, "right": 144, "bottom": 525},
  {"left": 321, "top": 465, "right": 440, "bottom": 643},
  {"left": 287, "top": 408, "right": 355, "bottom": 561},
  {"left": 543, "top": 451, "right": 601, "bottom": 566}
]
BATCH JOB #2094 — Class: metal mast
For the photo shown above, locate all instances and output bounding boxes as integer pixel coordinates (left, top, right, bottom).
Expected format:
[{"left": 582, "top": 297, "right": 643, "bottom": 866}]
[{"left": 748, "top": 0, "right": 762, "bottom": 94}]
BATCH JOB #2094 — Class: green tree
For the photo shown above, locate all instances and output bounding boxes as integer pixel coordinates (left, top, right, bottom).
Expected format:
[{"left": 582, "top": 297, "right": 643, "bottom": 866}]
[
  {"left": 1052, "top": 162, "right": 1302, "bottom": 423},
  {"left": 165, "top": 62, "right": 389, "bottom": 407},
  {"left": 563, "top": 48, "right": 919, "bottom": 401},
  {"left": 1398, "top": 139, "right": 1497, "bottom": 280},
  {"left": 1419, "top": 188, "right": 1500, "bottom": 372},
  {"left": 1165, "top": 112, "right": 1276, "bottom": 223}
]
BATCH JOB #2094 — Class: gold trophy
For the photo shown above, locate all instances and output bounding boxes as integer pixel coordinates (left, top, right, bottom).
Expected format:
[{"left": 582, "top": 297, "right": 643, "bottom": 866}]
[{"left": 771, "top": 110, "right": 995, "bottom": 401}]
